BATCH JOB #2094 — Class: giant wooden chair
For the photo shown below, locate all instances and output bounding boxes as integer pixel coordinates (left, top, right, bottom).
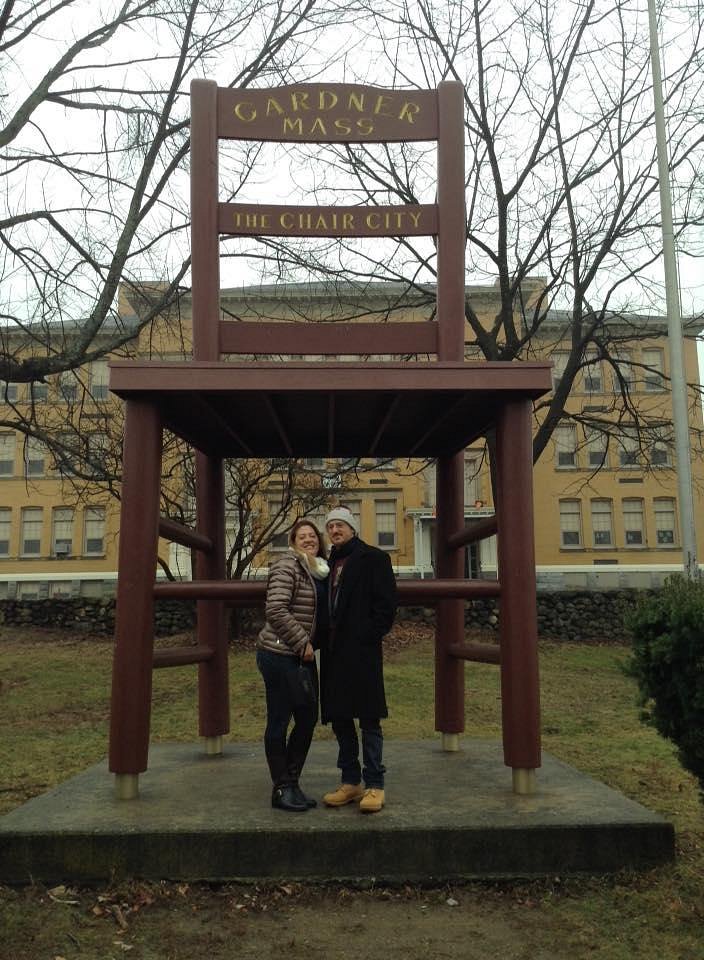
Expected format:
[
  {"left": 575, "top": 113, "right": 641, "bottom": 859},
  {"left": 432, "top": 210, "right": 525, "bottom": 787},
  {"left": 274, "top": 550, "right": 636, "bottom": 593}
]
[{"left": 108, "top": 79, "right": 551, "bottom": 800}]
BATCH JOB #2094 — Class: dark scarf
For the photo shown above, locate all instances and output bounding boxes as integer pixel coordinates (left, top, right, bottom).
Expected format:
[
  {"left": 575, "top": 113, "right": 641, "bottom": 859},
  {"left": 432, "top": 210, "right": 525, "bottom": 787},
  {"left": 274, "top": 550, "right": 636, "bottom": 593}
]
[{"left": 328, "top": 536, "right": 361, "bottom": 620}]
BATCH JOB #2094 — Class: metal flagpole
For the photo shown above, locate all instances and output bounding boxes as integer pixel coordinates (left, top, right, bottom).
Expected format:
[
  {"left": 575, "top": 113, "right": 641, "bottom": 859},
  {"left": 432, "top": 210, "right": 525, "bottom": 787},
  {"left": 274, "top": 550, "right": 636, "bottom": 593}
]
[{"left": 646, "top": 0, "right": 698, "bottom": 578}]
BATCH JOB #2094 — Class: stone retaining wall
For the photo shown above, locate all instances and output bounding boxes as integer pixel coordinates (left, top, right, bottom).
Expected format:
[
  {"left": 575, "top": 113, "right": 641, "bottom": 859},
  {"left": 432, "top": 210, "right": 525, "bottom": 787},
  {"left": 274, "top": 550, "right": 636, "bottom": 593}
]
[{"left": 0, "top": 589, "right": 647, "bottom": 642}]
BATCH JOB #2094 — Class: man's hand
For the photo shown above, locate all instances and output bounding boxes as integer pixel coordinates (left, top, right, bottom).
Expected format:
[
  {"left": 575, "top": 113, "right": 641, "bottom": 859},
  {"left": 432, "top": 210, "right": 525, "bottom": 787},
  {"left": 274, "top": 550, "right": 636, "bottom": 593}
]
[{"left": 302, "top": 642, "right": 315, "bottom": 662}]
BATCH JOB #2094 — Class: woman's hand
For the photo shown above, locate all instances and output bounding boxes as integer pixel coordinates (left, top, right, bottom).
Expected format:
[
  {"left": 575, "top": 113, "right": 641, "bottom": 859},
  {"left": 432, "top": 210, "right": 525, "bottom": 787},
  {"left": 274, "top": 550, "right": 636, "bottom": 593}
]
[{"left": 302, "top": 642, "right": 315, "bottom": 662}]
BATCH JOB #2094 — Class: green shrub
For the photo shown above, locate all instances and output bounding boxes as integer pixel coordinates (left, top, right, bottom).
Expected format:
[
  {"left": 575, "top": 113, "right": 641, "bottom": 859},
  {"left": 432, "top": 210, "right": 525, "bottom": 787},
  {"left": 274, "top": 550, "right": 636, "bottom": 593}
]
[{"left": 626, "top": 575, "right": 704, "bottom": 798}]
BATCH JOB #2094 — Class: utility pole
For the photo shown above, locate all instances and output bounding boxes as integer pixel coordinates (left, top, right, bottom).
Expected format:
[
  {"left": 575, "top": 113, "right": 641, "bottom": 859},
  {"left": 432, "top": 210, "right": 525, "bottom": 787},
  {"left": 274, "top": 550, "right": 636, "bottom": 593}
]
[{"left": 647, "top": 0, "right": 698, "bottom": 579}]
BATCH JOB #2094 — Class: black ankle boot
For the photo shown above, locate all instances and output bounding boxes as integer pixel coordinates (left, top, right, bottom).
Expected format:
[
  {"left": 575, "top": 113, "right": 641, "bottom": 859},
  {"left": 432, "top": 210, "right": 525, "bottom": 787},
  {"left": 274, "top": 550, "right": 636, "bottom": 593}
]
[
  {"left": 271, "top": 785, "right": 308, "bottom": 812},
  {"left": 292, "top": 784, "right": 317, "bottom": 809}
]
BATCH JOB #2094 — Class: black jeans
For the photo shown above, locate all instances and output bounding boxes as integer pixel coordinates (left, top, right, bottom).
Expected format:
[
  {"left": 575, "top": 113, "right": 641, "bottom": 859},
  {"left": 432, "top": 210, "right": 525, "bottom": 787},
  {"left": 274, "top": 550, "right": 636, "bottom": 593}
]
[
  {"left": 256, "top": 648, "right": 318, "bottom": 788},
  {"left": 331, "top": 717, "right": 385, "bottom": 789}
]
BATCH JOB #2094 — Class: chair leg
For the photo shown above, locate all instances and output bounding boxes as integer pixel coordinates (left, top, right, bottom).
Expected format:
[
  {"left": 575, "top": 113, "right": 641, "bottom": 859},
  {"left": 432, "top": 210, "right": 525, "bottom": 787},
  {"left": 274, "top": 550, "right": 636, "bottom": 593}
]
[
  {"left": 496, "top": 399, "right": 541, "bottom": 791},
  {"left": 109, "top": 401, "right": 163, "bottom": 797}
]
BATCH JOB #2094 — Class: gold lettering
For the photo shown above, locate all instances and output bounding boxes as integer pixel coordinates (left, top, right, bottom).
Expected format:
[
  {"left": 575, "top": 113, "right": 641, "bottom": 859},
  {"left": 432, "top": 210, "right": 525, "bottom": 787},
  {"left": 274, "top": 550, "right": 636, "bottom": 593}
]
[
  {"left": 356, "top": 117, "right": 374, "bottom": 136},
  {"left": 291, "top": 91, "right": 310, "bottom": 112},
  {"left": 319, "top": 90, "right": 338, "bottom": 110},
  {"left": 234, "top": 101, "right": 256, "bottom": 122},
  {"left": 348, "top": 92, "right": 365, "bottom": 113},
  {"left": 408, "top": 211, "right": 421, "bottom": 228},
  {"left": 334, "top": 117, "right": 352, "bottom": 135},
  {"left": 282, "top": 117, "right": 303, "bottom": 135},
  {"left": 310, "top": 117, "right": 328, "bottom": 136},
  {"left": 342, "top": 212, "right": 355, "bottom": 230},
  {"left": 299, "top": 212, "right": 313, "bottom": 230},
  {"left": 280, "top": 212, "right": 294, "bottom": 229},
  {"left": 315, "top": 214, "right": 329, "bottom": 230},
  {"left": 374, "top": 94, "right": 393, "bottom": 117},
  {"left": 266, "top": 97, "right": 285, "bottom": 116},
  {"left": 398, "top": 101, "right": 421, "bottom": 124},
  {"left": 366, "top": 212, "right": 381, "bottom": 230},
  {"left": 260, "top": 214, "right": 271, "bottom": 229}
]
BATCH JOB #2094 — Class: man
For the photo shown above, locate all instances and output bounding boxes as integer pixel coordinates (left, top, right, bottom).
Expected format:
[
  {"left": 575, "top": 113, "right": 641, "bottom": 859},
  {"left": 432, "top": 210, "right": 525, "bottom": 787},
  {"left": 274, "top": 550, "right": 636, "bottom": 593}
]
[{"left": 320, "top": 505, "right": 397, "bottom": 813}]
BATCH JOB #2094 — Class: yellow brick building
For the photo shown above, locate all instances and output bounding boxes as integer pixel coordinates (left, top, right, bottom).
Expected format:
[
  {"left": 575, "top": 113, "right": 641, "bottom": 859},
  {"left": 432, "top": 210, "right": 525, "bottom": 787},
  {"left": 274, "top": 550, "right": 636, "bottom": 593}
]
[{"left": 0, "top": 280, "right": 701, "bottom": 595}]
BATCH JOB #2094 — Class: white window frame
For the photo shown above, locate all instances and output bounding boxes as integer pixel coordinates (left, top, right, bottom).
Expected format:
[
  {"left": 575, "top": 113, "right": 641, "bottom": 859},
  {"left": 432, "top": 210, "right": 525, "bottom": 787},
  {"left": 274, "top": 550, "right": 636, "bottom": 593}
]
[
  {"left": 89, "top": 360, "right": 109, "bottom": 401},
  {"left": 642, "top": 348, "right": 665, "bottom": 392},
  {"left": 552, "top": 353, "right": 569, "bottom": 390},
  {"left": 1, "top": 381, "right": 18, "bottom": 403},
  {"left": 584, "top": 427, "right": 608, "bottom": 469},
  {"left": 0, "top": 433, "right": 15, "bottom": 476},
  {"left": 374, "top": 499, "right": 397, "bottom": 549},
  {"left": 654, "top": 498, "right": 677, "bottom": 547},
  {"left": 555, "top": 423, "right": 578, "bottom": 468},
  {"left": 582, "top": 352, "right": 603, "bottom": 394},
  {"left": 83, "top": 507, "right": 105, "bottom": 556},
  {"left": 52, "top": 508, "right": 74, "bottom": 557},
  {"left": 24, "top": 436, "right": 45, "bottom": 477},
  {"left": 623, "top": 498, "right": 645, "bottom": 547},
  {"left": 591, "top": 499, "right": 613, "bottom": 547},
  {"left": 21, "top": 507, "right": 43, "bottom": 557},
  {"left": 559, "top": 500, "right": 582, "bottom": 548},
  {"left": 0, "top": 507, "right": 11, "bottom": 556}
]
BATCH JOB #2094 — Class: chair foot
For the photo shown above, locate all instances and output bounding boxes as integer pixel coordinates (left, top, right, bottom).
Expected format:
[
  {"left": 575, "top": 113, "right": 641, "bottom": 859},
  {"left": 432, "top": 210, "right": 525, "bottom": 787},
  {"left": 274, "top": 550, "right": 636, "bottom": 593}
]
[
  {"left": 204, "top": 735, "right": 223, "bottom": 756},
  {"left": 115, "top": 773, "right": 139, "bottom": 800},
  {"left": 441, "top": 733, "right": 459, "bottom": 752},
  {"left": 512, "top": 768, "right": 536, "bottom": 795}
]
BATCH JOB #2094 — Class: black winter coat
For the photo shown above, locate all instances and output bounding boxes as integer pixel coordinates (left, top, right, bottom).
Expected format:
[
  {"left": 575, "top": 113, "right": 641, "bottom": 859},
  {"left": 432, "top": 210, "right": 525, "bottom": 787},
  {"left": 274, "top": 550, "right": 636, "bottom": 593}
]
[{"left": 320, "top": 538, "right": 397, "bottom": 723}]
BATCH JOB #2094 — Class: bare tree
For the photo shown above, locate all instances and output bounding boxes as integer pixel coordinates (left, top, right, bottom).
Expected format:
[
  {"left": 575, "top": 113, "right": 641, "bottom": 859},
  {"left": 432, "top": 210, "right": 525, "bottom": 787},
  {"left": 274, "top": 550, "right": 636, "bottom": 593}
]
[
  {"left": 246, "top": 0, "right": 704, "bottom": 468},
  {"left": 0, "top": 0, "right": 326, "bottom": 396}
]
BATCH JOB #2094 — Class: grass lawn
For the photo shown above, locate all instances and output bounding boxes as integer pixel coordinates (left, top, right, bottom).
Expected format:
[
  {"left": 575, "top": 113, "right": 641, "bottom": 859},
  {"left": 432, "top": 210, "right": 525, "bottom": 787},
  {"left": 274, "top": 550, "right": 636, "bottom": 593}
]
[{"left": 1, "top": 623, "right": 702, "bottom": 959}]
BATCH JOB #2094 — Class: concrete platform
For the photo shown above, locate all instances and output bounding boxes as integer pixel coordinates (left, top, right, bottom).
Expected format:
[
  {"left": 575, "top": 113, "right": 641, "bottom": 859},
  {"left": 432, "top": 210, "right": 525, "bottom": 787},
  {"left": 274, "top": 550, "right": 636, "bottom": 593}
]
[{"left": 0, "top": 740, "right": 674, "bottom": 884}]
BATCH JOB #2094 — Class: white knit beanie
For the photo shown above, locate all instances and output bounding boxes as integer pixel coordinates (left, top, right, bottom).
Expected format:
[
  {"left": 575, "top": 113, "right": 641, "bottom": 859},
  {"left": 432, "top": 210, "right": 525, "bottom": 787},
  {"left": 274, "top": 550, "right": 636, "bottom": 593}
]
[{"left": 325, "top": 506, "right": 357, "bottom": 533}]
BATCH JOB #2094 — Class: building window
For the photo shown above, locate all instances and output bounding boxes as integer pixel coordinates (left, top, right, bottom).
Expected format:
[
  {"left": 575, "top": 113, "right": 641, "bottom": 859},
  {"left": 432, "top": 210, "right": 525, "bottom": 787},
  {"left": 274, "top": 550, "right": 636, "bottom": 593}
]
[
  {"left": 582, "top": 352, "right": 602, "bottom": 393},
  {"left": 370, "top": 458, "right": 395, "bottom": 471},
  {"left": 58, "top": 371, "right": 79, "bottom": 402},
  {"left": 53, "top": 434, "right": 79, "bottom": 476},
  {"left": 23, "top": 436, "right": 45, "bottom": 477},
  {"left": 1, "top": 381, "right": 18, "bottom": 403},
  {"left": 618, "top": 429, "right": 640, "bottom": 467},
  {"left": 83, "top": 507, "right": 105, "bottom": 555},
  {"left": 30, "top": 381, "right": 48, "bottom": 403},
  {"left": 584, "top": 427, "right": 608, "bottom": 468},
  {"left": 650, "top": 434, "right": 671, "bottom": 467},
  {"left": 374, "top": 499, "right": 396, "bottom": 548},
  {"left": 464, "top": 454, "right": 481, "bottom": 503},
  {"left": 339, "top": 501, "right": 362, "bottom": 537},
  {"left": 654, "top": 498, "right": 677, "bottom": 546},
  {"left": 623, "top": 498, "right": 645, "bottom": 547},
  {"left": 17, "top": 581, "right": 41, "bottom": 599},
  {"left": 552, "top": 353, "right": 569, "bottom": 390},
  {"left": 591, "top": 499, "right": 613, "bottom": 547},
  {"left": 49, "top": 581, "right": 73, "bottom": 598},
  {"left": 559, "top": 500, "right": 582, "bottom": 547},
  {"left": 0, "top": 434, "right": 15, "bottom": 476},
  {"left": 21, "top": 507, "right": 43, "bottom": 557},
  {"left": 90, "top": 360, "right": 109, "bottom": 400},
  {"left": 612, "top": 350, "right": 634, "bottom": 392},
  {"left": 555, "top": 423, "right": 577, "bottom": 468},
  {"left": 642, "top": 348, "right": 665, "bottom": 392},
  {"left": 0, "top": 507, "right": 10, "bottom": 556},
  {"left": 52, "top": 508, "right": 74, "bottom": 557},
  {"left": 87, "top": 432, "right": 110, "bottom": 473},
  {"left": 302, "top": 457, "right": 325, "bottom": 470},
  {"left": 268, "top": 499, "right": 289, "bottom": 550}
]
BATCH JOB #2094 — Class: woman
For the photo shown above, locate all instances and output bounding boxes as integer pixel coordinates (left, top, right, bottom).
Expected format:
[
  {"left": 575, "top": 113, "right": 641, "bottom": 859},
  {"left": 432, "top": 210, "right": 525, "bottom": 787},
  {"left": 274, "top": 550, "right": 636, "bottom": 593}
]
[{"left": 256, "top": 519, "right": 329, "bottom": 812}]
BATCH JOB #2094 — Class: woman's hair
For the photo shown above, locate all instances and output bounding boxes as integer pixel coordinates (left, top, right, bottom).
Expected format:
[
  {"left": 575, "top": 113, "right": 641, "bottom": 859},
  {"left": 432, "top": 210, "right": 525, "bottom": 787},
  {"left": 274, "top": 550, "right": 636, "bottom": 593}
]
[{"left": 289, "top": 519, "right": 328, "bottom": 559}]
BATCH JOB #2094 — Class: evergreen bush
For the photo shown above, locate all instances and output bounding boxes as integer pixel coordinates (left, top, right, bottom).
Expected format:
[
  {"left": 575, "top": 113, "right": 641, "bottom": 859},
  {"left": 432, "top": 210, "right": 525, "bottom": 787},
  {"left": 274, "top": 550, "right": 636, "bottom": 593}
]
[{"left": 626, "top": 575, "right": 704, "bottom": 798}]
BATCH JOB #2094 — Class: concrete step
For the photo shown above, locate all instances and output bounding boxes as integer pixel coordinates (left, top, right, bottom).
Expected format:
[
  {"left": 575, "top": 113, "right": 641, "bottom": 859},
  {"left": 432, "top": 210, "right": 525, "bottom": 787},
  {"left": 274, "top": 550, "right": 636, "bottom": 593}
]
[{"left": 0, "top": 740, "right": 674, "bottom": 884}]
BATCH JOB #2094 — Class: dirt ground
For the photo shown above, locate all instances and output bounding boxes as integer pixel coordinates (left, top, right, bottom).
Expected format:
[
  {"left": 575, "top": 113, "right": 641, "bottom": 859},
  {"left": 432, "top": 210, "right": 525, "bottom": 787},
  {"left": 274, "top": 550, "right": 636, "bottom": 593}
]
[{"left": 1, "top": 878, "right": 631, "bottom": 960}]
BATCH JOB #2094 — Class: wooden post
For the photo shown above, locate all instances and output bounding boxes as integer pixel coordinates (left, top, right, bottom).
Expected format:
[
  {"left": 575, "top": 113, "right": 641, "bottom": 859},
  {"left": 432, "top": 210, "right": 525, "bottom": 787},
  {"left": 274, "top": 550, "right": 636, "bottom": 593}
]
[
  {"left": 109, "top": 400, "right": 163, "bottom": 798},
  {"left": 196, "top": 451, "right": 229, "bottom": 749},
  {"left": 495, "top": 399, "right": 541, "bottom": 792},
  {"left": 434, "top": 80, "right": 467, "bottom": 748},
  {"left": 190, "top": 78, "right": 229, "bottom": 752},
  {"left": 434, "top": 452, "right": 466, "bottom": 748}
]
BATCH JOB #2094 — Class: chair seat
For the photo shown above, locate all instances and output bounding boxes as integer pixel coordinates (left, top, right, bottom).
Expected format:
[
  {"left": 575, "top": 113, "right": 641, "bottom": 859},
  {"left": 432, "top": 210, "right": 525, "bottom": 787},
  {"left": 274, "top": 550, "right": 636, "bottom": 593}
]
[{"left": 109, "top": 360, "right": 552, "bottom": 459}]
